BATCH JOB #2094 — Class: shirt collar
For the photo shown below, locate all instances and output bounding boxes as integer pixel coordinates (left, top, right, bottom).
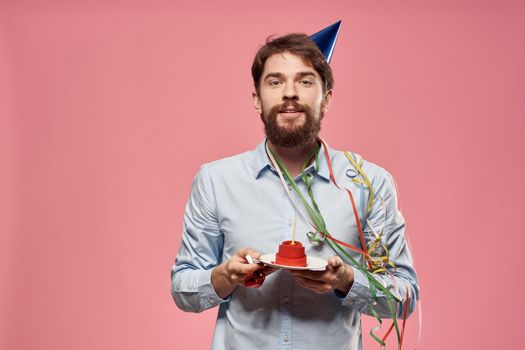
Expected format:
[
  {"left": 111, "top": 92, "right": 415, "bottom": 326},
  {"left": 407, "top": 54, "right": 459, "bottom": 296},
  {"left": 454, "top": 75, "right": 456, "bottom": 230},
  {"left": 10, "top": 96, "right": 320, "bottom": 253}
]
[{"left": 252, "top": 138, "right": 331, "bottom": 182}]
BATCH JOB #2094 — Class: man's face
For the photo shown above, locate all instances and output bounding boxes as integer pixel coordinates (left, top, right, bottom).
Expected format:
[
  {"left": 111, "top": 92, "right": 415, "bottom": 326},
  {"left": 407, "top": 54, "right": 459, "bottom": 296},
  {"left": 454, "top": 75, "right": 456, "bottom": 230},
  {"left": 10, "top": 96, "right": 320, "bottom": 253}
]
[{"left": 253, "top": 52, "right": 332, "bottom": 148}]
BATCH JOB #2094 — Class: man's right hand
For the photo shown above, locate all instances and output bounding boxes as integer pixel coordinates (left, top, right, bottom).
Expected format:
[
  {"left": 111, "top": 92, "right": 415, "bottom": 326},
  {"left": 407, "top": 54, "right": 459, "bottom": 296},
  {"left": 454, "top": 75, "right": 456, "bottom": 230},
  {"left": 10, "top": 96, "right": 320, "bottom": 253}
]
[{"left": 211, "top": 248, "right": 276, "bottom": 299}]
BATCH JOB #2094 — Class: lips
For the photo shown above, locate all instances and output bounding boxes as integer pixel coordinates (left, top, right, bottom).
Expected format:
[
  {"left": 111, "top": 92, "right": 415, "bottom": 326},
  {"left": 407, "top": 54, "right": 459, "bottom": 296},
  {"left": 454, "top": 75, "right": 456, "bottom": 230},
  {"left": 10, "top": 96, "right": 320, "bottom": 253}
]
[
  {"left": 278, "top": 110, "right": 304, "bottom": 119},
  {"left": 279, "top": 103, "right": 304, "bottom": 114}
]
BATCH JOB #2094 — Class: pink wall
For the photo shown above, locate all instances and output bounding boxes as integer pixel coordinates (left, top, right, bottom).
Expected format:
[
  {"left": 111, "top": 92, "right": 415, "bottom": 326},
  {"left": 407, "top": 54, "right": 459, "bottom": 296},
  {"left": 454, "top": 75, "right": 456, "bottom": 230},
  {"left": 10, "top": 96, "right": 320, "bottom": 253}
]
[{"left": 1, "top": 1, "right": 524, "bottom": 349}]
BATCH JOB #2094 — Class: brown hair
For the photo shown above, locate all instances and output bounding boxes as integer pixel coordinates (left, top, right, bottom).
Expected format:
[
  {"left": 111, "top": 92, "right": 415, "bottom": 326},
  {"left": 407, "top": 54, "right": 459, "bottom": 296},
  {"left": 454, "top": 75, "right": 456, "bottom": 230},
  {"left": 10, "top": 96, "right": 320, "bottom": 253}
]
[{"left": 251, "top": 33, "right": 334, "bottom": 95}]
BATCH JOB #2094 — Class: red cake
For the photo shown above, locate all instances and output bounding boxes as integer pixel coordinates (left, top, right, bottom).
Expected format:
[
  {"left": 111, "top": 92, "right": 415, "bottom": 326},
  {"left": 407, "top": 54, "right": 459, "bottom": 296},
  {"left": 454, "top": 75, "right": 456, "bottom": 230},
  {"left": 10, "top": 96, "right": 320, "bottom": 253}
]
[{"left": 275, "top": 240, "right": 307, "bottom": 267}]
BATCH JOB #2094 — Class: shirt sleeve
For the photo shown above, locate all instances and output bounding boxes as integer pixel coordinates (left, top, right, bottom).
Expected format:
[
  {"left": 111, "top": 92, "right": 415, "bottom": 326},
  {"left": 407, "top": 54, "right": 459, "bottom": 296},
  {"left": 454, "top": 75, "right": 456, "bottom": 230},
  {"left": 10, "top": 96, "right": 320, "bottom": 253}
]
[
  {"left": 170, "top": 164, "right": 230, "bottom": 313},
  {"left": 335, "top": 167, "right": 420, "bottom": 319}
]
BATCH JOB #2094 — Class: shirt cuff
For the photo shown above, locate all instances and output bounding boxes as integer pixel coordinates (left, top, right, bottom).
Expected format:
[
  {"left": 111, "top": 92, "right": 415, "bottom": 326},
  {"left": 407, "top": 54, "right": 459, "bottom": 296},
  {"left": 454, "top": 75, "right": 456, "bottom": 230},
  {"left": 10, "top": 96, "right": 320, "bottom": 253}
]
[
  {"left": 197, "top": 268, "right": 231, "bottom": 310},
  {"left": 334, "top": 266, "right": 371, "bottom": 311}
]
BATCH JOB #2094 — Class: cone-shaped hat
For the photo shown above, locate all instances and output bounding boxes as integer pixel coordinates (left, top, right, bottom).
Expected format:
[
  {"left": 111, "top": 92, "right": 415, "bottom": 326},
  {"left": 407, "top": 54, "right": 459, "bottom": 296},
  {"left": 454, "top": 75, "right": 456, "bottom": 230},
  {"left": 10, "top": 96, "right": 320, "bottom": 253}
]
[{"left": 309, "top": 20, "right": 342, "bottom": 63}]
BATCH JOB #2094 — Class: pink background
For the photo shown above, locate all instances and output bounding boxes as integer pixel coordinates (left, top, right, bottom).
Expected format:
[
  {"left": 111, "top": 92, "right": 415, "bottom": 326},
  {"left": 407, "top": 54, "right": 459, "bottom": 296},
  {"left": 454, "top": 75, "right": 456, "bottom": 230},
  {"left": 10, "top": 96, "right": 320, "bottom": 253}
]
[{"left": 1, "top": 0, "right": 524, "bottom": 349}]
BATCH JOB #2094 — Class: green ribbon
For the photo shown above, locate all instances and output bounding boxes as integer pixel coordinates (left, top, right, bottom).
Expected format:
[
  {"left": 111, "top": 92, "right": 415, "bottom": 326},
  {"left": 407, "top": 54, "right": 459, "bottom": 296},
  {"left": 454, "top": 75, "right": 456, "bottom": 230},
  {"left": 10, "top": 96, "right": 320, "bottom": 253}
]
[{"left": 267, "top": 142, "right": 403, "bottom": 348}]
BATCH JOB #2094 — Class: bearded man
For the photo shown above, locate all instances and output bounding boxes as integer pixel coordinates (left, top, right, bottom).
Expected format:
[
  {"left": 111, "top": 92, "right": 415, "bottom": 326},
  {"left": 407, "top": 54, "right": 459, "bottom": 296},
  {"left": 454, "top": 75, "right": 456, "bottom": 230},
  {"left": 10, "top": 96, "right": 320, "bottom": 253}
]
[{"left": 171, "top": 31, "right": 419, "bottom": 350}]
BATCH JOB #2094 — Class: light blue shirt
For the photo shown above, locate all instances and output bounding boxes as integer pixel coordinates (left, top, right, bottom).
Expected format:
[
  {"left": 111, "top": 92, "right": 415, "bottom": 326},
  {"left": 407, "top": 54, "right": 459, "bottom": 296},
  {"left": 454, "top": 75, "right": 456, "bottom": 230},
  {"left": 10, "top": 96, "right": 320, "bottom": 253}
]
[{"left": 171, "top": 139, "right": 419, "bottom": 350}]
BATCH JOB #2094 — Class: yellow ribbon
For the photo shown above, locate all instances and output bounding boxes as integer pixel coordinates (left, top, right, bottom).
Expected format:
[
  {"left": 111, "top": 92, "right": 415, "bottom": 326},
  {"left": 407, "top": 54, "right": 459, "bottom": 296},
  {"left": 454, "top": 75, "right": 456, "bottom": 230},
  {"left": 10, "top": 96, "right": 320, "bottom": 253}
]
[{"left": 344, "top": 151, "right": 396, "bottom": 274}]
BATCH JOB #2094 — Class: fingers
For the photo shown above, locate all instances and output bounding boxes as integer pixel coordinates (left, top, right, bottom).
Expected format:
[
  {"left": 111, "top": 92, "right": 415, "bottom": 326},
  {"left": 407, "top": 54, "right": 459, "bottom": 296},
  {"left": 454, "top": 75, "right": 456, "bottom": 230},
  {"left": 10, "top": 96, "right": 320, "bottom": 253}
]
[
  {"left": 290, "top": 269, "right": 328, "bottom": 281},
  {"left": 247, "top": 249, "right": 262, "bottom": 260},
  {"left": 231, "top": 248, "right": 263, "bottom": 271},
  {"left": 290, "top": 269, "right": 337, "bottom": 287},
  {"left": 294, "top": 275, "right": 333, "bottom": 294},
  {"left": 329, "top": 255, "right": 343, "bottom": 268},
  {"left": 235, "top": 247, "right": 261, "bottom": 260},
  {"left": 224, "top": 248, "right": 265, "bottom": 285},
  {"left": 226, "top": 263, "right": 260, "bottom": 285},
  {"left": 290, "top": 256, "right": 350, "bottom": 294},
  {"left": 229, "top": 259, "right": 262, "bottom": 275}
]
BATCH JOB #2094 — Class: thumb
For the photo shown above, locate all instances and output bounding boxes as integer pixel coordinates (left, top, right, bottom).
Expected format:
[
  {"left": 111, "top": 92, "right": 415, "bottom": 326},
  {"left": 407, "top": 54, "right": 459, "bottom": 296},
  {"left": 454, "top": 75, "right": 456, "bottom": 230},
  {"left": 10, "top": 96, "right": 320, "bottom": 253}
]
[
  {"left": 235, "top": 248, "right": 261, "bottom": 261},
  {"left": 328, "top": 256, "right": 343, "bottom": 269}
]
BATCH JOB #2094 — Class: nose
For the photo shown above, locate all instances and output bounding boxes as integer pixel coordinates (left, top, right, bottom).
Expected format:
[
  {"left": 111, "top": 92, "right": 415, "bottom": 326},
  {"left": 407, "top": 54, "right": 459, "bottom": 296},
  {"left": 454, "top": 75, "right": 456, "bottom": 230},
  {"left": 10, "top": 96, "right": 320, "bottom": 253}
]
[{"left": 282, "top": 82, "right": 298, "bottom": 101}]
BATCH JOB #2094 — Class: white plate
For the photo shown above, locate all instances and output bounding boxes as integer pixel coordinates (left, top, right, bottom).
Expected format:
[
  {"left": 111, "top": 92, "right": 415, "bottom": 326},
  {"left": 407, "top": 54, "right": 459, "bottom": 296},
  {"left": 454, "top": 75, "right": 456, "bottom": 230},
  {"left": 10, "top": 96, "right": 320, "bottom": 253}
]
[{"left": 258, "top": 254, "right": 327, "bottom": 271}]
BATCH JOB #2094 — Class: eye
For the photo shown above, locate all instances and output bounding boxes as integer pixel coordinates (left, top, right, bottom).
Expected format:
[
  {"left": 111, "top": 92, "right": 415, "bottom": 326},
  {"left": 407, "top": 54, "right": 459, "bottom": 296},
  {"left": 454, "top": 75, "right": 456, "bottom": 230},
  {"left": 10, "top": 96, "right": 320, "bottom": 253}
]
[
  {"left": 268, "top": 80, "right": 281, "bottom": 86},
  {"left": 300, "top": 80, "right": 313, "bottom": 86}
]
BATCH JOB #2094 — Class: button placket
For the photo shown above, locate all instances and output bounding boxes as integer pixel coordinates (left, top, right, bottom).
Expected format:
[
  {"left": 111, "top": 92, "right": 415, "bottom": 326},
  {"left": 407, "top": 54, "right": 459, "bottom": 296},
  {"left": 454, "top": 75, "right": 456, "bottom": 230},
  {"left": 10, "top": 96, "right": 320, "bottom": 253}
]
[{"left": 280, "top": 272, "right": 293, "bottom": 347}]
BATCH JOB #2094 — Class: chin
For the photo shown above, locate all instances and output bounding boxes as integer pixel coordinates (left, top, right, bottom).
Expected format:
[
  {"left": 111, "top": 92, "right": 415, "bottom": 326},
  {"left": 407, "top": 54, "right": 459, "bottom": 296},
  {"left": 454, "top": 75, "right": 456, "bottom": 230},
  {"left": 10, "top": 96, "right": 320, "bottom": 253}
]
[
  {"left": 278, "top": 118, "right": 306, "bottom": 128},
  {"left": 278, "top": 124, "right": 305, "bottom": 133}
]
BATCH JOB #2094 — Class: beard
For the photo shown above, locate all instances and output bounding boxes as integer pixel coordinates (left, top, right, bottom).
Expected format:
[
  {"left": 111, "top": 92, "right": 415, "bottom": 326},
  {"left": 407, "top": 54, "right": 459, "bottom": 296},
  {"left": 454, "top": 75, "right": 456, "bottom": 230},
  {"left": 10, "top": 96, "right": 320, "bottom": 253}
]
[{"left": 261, "top": 100, "right": 323, "bottom": 148}]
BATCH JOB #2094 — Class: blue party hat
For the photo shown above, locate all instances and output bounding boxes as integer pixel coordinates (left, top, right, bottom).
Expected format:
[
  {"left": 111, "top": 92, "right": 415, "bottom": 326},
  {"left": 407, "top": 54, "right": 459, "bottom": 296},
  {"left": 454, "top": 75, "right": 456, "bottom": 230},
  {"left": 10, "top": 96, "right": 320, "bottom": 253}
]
[{"left": 309, "top": 20, "right": 342, "bottom": 63}]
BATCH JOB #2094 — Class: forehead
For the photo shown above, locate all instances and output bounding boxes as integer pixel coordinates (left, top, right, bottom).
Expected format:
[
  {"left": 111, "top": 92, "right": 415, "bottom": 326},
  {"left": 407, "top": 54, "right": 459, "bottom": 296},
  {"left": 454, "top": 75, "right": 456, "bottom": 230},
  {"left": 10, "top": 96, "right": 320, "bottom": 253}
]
[{"left": 262, "top": 52, "right": 319, "bottom": 78}]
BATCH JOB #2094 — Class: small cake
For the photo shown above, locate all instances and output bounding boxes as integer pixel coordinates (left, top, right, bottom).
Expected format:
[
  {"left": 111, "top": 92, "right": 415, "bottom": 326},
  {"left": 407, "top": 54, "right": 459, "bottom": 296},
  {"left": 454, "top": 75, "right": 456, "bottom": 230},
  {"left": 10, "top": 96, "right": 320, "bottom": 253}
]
[{"left": 275, "top": 240, "right": 307, "bottom": 267}]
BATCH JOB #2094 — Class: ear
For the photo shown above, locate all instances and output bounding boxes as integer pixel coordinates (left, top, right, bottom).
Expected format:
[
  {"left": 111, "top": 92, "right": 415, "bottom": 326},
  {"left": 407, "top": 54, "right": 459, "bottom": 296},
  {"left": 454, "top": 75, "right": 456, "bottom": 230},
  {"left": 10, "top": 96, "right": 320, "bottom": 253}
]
[
  {"left": 252, "top": 92, "right": 262, "bottom": 114},
  {"left": 321, "top": 89, "right": 333, "bottom": 113}
]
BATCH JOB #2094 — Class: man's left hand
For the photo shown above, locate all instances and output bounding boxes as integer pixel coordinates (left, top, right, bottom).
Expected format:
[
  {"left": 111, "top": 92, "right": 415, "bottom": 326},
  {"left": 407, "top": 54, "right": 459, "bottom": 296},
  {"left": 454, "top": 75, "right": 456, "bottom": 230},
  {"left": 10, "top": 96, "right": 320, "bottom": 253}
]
[{"left": 290, "top": 255, "right": 354, "bottom": 294}]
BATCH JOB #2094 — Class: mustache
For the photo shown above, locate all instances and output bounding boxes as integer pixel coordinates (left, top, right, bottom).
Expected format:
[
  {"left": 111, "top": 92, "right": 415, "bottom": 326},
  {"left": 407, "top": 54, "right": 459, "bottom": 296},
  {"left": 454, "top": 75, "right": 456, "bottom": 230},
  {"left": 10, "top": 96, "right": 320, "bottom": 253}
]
[
  {"left": 277, "top": 100, "right": 305, "bottom": 113},
  {"left": 270, "top": 101, "right": 310, "bottom": 114}
]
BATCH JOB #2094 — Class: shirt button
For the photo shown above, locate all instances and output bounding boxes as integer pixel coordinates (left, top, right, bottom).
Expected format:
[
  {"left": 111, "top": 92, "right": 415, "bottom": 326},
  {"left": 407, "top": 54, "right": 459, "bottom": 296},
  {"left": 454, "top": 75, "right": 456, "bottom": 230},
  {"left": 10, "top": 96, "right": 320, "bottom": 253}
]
[
  {"left": 283, "top": 335, "right": 289, "bottom": 342},
  {"left": 208, "top": 298, "right": 216, "bottom": 305},
  {"left": 287, "top": 184, "right": 292, "bottom": 190},
  {"left": 283, "top": 296, "right": 289, "bottom": 304},
  {"left": 287, "top": 219, "right": 292, "bottom": 226}
]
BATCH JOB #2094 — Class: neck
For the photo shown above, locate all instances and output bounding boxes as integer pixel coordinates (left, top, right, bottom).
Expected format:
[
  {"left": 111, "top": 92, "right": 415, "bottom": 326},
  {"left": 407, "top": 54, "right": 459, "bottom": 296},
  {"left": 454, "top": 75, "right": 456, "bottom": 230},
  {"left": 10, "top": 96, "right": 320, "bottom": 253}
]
[{"left": 267, "top": 139, "right": 319, "bottom": 177}]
